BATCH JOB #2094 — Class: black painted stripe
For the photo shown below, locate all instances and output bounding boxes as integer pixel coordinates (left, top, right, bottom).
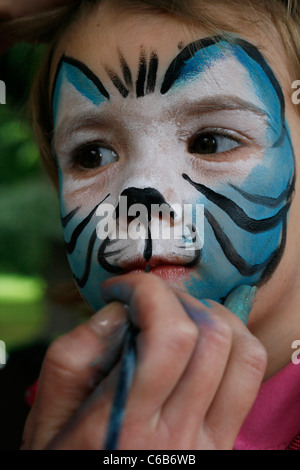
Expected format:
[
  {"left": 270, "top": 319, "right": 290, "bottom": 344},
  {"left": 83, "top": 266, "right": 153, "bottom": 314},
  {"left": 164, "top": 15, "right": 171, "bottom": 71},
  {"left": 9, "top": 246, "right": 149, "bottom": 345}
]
[
  {"left": 57, "top": 55, "right": 110, "bottom": 101},
  {"left": 120, "top": 55, "right": 133, "bottom": 89},
  {"left": 229, "top": 173, "right": 295, "bottom": 208},
  {"left": 61, "top": 206, "right": 80, "bottom": 228},
  {"left": 234, "top": 37, "right": 285, "bottom": 118},
  {"left": 65, "top": 194, "right": 110, "bottom": 254},
  {"left": 143, "top": 227, "right": 152, "bottom": 262},
  {"left": 183, "top": 174, "right": 290, "bottom": 233},
  {"left": 146, "top": 52, "right": 158, "bottom": 94},
  {"left": 74, "top": 229, "right": 98, "bottom": 288},
  {"left": 98, "top": 237, "right": 125, "bottom": 274},
  {"left": 107, "top": 69, "right": 129, "bottom": 98},
  {"left": 136, "top": 50, "right": 147, "bottom": 98},
  {"left": 205, "top": 208, "right": 287, "bottom": 278},
  {"left": 259, "top": 218, "right": 287, "bottom": 285},
  {"left": 102, "top": 248, "right": 124, "bottom": 258},
  {"left": 160, "top": 36, "right": 285, "bottom": 120},
  {"left": 161, "top": 38, "right": 215, "bottom": 95}
]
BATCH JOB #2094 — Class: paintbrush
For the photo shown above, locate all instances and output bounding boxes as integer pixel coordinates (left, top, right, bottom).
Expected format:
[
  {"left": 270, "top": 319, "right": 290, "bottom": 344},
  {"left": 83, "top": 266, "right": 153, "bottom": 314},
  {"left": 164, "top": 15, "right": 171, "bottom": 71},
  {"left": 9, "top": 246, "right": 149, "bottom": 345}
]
[{"left": 103, "top": 264, "right": 151, "bottom": 450}]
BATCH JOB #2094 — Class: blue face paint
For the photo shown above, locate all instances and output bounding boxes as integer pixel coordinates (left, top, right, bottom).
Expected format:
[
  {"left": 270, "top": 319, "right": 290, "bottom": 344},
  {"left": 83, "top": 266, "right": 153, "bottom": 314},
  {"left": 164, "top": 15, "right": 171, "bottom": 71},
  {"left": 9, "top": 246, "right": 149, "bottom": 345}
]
[
  {"left": 174, "top": 39, "right": 294, "bottom": 304},
  {"left": 53, "top": 35, "right": 295, "bottom": 322},
  {"left": 52, "top": 56, "right": 109, "bottom": 125}
]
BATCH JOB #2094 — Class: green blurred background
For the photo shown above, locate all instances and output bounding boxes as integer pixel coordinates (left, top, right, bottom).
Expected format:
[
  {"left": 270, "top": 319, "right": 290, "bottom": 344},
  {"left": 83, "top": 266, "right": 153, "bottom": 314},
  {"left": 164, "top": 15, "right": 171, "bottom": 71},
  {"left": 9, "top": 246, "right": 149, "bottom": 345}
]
[{"left": 0, "top": 42, "right": 86, "bottom": 356}]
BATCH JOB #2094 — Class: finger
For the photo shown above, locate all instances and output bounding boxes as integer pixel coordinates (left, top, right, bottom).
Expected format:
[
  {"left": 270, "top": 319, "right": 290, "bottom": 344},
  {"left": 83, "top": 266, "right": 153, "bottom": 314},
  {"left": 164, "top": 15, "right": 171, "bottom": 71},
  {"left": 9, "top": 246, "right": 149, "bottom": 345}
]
[
  {"left": 21, "top": 301, "right": 127, "bottom": 450},
  {"left": 159, "top": 288, "right": 265, "bottom": 449},
  {"left": 100, "top": 273, "right": 199, "bottom": 422},
  {"left": 160, "top": 292, "right": 233, "bottom": 437},
  {"left": 203, "top": 298, "right": 267, "bottom": 448},
  {"left": 45, "top": 361, "right": 123, "bottom": 450}
]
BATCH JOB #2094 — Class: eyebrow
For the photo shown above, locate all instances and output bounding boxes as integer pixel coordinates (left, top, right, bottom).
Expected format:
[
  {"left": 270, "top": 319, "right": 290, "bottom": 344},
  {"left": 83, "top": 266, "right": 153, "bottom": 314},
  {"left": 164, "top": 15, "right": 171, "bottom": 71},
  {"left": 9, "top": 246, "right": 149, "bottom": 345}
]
[
  {"left": 53, "top": 94, "right": 267, "bottom": 148},
  {"left": 173, "top": 96, "right": 267, "bottom": 117},
  {"left": 52, "top": 114, "right": 113, "bottom": 150}
]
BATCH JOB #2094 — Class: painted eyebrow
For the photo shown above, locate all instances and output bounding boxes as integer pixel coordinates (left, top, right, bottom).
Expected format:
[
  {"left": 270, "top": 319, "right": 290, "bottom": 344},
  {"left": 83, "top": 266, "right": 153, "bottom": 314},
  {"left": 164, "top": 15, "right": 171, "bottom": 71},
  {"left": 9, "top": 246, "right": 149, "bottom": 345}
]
[
  {"left": 51, "top": 55, "right": 110, "bottom": 110},
  {"left": 161, "top": 36, "right": 285, "bottom": 107},
  {"left": 161, "top": 35, "right": 285, "bottom": 132}
]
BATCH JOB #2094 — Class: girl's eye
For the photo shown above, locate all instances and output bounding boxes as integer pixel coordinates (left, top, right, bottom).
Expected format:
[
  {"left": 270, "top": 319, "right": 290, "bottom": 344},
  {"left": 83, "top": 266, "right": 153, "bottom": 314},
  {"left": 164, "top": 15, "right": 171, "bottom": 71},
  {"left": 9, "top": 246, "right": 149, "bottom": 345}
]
[
  {"left": 73, "top": 145, "right": 118, "bottom": 169},
  {"left": 189, "top": 133, "right": 240, "bottom": 155}
]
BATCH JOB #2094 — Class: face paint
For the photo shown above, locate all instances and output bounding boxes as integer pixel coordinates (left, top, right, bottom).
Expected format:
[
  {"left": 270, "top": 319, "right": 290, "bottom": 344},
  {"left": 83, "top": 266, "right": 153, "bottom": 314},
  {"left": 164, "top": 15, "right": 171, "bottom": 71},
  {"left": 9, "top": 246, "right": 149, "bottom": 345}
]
[{"left": 52, "top": 34, "right": 295, "bottom": 320}]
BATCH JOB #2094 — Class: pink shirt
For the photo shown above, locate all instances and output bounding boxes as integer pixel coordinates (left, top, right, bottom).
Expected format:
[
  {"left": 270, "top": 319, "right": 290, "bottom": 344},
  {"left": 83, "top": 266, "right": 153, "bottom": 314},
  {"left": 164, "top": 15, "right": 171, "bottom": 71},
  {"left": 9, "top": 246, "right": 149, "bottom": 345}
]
[
  {"left": 26, "top": 361, "right": 300, "bottom": 450},
  {"left": 234, "top": 361, "right": 300, "bottom": 450}
]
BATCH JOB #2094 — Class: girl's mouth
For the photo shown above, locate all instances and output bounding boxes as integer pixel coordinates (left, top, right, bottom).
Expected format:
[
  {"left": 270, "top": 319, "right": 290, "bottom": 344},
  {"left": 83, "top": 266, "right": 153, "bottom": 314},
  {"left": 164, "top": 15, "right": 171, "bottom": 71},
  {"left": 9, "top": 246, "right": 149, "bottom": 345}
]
[
  {"left": 121, "top": 257, "right": 195, "bottom": 282},
  {"left": 130, "top": 265, "right": 192, "bottom": 282}
]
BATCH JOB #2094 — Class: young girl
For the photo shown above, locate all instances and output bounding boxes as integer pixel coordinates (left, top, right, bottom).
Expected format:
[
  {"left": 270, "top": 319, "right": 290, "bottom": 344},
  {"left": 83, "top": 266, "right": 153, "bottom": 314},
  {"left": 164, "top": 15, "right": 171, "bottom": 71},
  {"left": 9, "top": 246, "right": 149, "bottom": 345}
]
[{"left": 2, "top": 0, "right": 300, "bottom": 450}]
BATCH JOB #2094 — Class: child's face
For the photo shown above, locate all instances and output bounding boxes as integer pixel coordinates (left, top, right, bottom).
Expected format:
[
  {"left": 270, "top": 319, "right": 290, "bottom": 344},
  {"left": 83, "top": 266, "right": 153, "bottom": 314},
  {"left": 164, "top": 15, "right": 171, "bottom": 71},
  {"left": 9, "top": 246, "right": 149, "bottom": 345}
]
[{"left": 51, "top": 2, "right": 298, "bottom": 322}]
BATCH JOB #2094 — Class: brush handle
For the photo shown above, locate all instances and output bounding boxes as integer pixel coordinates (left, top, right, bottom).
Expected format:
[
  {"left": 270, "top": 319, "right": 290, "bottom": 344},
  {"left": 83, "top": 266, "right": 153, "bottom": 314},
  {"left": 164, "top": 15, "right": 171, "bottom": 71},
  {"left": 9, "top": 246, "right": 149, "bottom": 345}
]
[
  {"left": 104, "top": 265, "right": 151, "bottom": 449},
  {"left": 103, "top": 323, "right": 138, "bottom": 450}
]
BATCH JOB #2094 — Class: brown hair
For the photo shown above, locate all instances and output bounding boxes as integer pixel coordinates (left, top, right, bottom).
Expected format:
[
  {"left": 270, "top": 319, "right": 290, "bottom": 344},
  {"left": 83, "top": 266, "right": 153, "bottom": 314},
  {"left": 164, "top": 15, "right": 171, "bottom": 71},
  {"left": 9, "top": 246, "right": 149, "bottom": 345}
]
[{"left": 2, "top": 0, "right": 300, "bottom": 185}]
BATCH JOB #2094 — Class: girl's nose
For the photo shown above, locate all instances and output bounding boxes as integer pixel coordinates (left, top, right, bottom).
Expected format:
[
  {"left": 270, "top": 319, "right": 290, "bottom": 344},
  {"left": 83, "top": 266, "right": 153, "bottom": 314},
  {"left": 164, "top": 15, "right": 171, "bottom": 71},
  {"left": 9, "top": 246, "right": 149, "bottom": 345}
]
[{"left": 115, "top": 187, "right": 175, "bottom": 223}]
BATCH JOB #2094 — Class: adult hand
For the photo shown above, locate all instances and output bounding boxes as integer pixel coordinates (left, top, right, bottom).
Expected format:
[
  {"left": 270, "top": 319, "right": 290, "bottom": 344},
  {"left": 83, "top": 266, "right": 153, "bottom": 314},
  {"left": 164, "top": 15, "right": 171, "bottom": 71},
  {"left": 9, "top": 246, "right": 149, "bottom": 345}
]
[{"left": 21, "top": 273, "right": 267, "bottom": 450}]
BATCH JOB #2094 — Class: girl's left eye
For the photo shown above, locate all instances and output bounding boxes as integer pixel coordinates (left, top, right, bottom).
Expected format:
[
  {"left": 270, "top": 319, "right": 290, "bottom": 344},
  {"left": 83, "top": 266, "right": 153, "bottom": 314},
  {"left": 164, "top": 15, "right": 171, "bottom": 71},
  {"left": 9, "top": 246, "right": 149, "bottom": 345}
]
[
  {"left": 189, "top": 133, "right": 241, "bottom": 155},
  {"left": 72, "top": 144, "right": 118, "bottom": 169}
]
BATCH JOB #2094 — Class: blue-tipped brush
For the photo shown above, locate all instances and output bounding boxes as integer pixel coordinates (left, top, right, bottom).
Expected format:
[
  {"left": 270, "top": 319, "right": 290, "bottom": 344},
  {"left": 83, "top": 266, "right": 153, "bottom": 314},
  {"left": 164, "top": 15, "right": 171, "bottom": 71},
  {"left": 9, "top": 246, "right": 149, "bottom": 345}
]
[
  {"left": 103, "top": 322, "right": 138, "bottom": 450},
  {"left": 103, "top": 265, "right": 151, "bottom": 450}
]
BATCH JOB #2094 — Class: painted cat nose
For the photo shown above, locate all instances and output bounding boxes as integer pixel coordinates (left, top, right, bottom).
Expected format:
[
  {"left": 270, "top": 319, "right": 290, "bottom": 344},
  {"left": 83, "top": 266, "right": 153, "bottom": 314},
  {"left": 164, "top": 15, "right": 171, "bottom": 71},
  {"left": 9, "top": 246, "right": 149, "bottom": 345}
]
[{"left": 116, "top": 187, "right": 175, "bottom": 221}]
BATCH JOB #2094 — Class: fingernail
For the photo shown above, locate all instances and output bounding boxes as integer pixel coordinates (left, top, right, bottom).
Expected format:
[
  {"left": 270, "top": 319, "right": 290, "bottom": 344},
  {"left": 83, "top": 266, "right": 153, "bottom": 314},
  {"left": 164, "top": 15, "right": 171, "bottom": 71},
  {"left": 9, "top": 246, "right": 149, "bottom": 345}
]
[
  {"left": 178, "top": 298, "right": 213, "bottom": 326},
  {"left": 88, "top": 302, "right": 128, "bottom": 340},
  {"left": 224, "top": 285, "right": 257, "bottom": 325}
]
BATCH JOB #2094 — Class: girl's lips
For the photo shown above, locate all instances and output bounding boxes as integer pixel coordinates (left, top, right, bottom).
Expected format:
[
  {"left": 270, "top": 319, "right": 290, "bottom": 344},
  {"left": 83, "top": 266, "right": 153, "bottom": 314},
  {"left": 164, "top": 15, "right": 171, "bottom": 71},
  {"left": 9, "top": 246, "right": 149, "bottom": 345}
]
[{"left": 128, "top": 265, "right": 191, "bottom": 282}]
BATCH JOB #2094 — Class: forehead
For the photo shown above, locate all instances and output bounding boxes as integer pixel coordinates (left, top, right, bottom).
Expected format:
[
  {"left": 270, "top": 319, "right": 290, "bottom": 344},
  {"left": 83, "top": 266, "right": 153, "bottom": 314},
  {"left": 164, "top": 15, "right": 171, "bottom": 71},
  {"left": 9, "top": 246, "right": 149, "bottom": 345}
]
[
  {"left": 51, "top": 3, "right": 286, "bottom": 136},
  {"left": 52, "top": 47, "right": 282, "bottom": 136},
  {"left": 50, "top": 2, "right": 287, "bottom": 92},
  {"left": 51, "top": 6, "right": 189, "bottom": 85}
]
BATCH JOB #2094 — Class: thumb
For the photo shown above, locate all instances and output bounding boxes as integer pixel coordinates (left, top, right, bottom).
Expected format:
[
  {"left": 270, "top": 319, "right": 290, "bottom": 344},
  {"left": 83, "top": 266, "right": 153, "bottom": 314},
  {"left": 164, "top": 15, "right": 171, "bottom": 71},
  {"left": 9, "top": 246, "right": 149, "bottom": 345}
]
[{"left": 223, "top": 285, "right": 257, "bottom": 325}]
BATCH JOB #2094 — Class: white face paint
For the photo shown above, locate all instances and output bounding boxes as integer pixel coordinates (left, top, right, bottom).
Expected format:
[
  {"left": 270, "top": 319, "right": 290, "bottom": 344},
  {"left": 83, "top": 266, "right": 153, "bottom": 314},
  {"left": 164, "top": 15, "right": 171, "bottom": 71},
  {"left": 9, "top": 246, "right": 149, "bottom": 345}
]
[{"left": 52, "top": 36, "right": 295, "bottom": 321}]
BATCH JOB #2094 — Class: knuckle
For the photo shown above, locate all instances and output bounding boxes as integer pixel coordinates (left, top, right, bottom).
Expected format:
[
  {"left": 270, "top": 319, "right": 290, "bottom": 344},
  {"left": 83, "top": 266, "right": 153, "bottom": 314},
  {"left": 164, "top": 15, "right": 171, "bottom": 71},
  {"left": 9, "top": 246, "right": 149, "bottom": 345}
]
[
  {"left": 44, "top": 335, "right": 78, "bottom": 376},
  {"left": 204, "top": 317, "right": 233, "bottom": 351},
  {"left": 239, "top": 336, "right": 267, "bottom": 377},
  {"left": 167, "top": 320, "right": 198, "bottom": 354}
]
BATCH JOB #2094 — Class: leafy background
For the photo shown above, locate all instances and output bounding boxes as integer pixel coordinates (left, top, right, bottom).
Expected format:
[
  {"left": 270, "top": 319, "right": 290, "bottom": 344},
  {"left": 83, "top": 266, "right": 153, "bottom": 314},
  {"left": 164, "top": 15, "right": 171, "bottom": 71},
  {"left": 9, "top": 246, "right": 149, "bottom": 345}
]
[{"left": 0, "top": 43, "right": 86, "bottom": 355}]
